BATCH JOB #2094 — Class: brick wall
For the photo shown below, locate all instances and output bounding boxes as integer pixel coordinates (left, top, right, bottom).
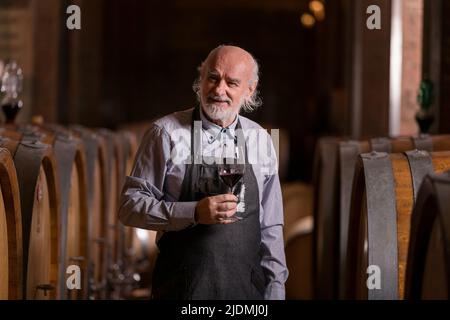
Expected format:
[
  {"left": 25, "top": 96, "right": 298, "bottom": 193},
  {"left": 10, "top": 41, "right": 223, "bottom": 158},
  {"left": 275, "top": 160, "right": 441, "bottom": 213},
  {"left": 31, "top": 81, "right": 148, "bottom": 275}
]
[{"left": 400, "top": 0, "right": 423, "bottom": 135}]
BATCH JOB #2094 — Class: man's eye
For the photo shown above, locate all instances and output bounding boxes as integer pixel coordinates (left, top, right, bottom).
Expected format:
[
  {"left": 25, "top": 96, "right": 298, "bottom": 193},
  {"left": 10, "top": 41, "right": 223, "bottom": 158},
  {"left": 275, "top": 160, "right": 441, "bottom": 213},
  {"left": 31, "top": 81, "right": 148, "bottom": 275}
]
[
  {"left": 208, "top": 76, "right": 218, "bottom": 82},
  {"left": 228, "top": 82, "right": 238, "bottom": 87}
]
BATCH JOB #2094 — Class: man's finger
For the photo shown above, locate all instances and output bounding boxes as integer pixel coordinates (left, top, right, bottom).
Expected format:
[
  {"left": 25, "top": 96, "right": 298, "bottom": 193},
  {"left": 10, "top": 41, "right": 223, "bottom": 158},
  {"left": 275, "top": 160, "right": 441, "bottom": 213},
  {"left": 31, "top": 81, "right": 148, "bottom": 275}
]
[
  {"left": 218, "top": 219, "right": 235, "bottom": 225},
  {"left": 215, "top": 209, "right": 236, "bottom": 220},
  {"left": 213, "top": 194, "right": 238, "bottom": 203},
  {"left": 216, "top": 202, "right": 237, "bottom": 212}
]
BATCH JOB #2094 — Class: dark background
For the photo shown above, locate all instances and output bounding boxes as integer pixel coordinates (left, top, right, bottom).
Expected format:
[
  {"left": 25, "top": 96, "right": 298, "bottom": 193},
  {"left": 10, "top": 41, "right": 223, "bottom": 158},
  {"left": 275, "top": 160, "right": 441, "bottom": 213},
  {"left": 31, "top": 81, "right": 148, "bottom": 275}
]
[
  {"left": 58, "top": 0, "right": 348, "bottom": 182},
  {"left": 2, "top": 0, "right": 450, "bottom": 181}
]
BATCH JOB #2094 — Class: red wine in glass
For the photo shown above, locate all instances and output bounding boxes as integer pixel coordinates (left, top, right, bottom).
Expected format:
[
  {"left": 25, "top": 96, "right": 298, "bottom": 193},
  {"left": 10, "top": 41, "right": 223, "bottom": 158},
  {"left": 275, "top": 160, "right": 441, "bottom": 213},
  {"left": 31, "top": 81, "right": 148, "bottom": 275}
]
[
  {"left": 219, "top": 172, "right": 243, "bottom": 190},
  {"left": 218, "top": 161, "right": 245, "bottom": 221},
  {"left": 2, "top": 100, "right": 22, "bottom": 124}
]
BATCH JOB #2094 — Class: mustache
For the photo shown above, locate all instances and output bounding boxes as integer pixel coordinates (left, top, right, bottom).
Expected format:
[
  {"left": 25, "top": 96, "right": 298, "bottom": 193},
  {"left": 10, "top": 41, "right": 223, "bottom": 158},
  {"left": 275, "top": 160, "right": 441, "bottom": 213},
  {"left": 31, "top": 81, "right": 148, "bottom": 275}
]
[{"left": 207, "top": 94, "right": 231, "bottom": 104}]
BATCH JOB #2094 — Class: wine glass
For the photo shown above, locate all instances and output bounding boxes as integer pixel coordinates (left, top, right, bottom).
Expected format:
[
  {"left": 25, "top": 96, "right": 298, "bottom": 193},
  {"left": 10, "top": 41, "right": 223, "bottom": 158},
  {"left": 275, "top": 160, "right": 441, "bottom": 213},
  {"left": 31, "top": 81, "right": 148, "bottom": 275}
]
[
  {"left": 1, "top": 61, "right": 23, "bottom": 124},
  {"left": 217, "top": 145, "right": 246, "bottom": 221}
]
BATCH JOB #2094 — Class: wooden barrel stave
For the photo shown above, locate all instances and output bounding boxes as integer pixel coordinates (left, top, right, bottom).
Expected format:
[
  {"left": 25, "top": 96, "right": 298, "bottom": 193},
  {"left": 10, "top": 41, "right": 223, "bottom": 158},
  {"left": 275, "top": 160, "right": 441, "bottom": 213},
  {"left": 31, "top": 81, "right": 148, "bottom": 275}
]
[
  {"left": 0, "top": 176, "right": 8, "bottom": 299},
  {"left": 117, "top": 130, "right": 137, "bottom": 254},
  {"left": 95, "top": 129, "right": 123, "bottom": 280},
  {"left": 0, "top": 148, "right": 23, "bottom": 299},
  {"left": 27, "top": 165, "right": 56, "bottom": 299},
  {"left": 44, "top": 126, "right": 89, "bottom": 299},
  {"left": 70, "top": 126, "right": 109, "bottom": 299}
]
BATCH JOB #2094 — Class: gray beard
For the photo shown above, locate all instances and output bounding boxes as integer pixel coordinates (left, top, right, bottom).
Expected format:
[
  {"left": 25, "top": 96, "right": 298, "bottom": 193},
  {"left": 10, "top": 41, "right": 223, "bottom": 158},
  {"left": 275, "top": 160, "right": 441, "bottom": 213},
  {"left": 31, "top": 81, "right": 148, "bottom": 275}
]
[{"left": 202, "top": 103, "right": 238, "bottom": 122}]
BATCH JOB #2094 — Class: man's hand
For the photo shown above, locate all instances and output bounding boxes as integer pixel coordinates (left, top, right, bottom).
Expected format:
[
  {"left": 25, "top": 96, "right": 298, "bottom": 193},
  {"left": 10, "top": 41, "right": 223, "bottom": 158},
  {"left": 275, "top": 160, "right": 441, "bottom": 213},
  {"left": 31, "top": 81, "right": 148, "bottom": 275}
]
[{"left": 195, "top": 194, "right": 238, "bottom": 224}]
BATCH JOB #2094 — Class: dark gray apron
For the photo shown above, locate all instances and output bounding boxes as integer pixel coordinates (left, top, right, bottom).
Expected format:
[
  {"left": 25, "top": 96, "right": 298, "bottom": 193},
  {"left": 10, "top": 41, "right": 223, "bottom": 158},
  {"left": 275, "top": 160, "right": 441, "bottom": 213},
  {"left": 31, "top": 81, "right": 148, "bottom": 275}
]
[{"left": 151, "top": 106, "right": 266, "bottom": 300}]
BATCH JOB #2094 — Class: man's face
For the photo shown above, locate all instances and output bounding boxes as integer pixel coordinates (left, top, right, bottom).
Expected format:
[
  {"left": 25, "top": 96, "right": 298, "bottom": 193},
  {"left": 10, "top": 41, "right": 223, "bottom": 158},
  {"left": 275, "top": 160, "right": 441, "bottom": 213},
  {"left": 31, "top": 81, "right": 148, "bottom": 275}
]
[{"left": 199, "top": 48, "right": 256, "bottom": 125}]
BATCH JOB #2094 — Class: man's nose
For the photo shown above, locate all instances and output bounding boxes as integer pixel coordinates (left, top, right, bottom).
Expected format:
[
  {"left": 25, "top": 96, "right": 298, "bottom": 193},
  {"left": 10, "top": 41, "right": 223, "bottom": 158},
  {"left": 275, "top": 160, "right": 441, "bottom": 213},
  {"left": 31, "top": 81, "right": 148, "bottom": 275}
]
[{"left": 213, "top": 79, "right": 227, "bottom": 95}]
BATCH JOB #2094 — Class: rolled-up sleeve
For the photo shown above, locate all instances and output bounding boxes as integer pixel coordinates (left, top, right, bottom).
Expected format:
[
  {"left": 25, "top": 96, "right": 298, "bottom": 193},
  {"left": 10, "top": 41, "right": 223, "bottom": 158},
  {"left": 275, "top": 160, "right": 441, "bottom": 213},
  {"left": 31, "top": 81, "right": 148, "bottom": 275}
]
[{"left": 118, "top": 124, "right": 197, "bottom": 231}]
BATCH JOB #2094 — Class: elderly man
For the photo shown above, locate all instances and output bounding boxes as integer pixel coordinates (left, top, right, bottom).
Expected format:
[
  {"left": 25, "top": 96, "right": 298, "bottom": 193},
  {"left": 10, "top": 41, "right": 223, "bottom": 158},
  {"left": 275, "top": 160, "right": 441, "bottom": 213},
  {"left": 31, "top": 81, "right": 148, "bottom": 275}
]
[{"left": 119, "top": 45, "right": 288, "bottom": 300}]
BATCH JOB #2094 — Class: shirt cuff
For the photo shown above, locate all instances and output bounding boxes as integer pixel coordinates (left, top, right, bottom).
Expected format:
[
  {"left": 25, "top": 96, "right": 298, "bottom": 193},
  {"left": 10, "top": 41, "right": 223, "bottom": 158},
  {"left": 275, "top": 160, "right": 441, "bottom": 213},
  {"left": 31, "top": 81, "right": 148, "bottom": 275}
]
[
  {"left": 171, "top": 201, "right": 198, "bottom": 229},
  {"left": 264, "top": 282, "right": 286, "bottom": 300}
]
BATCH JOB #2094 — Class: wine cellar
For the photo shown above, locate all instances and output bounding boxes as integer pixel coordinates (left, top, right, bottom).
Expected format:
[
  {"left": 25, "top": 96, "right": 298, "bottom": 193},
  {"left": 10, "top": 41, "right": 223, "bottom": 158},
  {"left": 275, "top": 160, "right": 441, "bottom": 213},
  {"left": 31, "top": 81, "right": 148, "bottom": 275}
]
[{"left": 1, "top": 0, "right": 450, "bottom": 301}]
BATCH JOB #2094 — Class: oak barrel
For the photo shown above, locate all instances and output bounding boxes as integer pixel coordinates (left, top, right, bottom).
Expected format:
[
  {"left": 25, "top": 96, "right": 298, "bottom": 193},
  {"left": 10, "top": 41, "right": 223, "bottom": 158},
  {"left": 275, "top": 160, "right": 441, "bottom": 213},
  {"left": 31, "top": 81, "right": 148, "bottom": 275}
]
[
  {"left": 283, "top": 182, "right": 314, "bottom": 299},
  {"left": 95, "top": 129, "right": 124, "bottom": 278},
  {"left": 70, "top": 125, "right": 109, "bottom": 299},
  {"left": 285, "top": 216, "right": 313, "bottom": 300},
  {"left": 337, "top": 134, "right": 450, "bottom": 297},
  {"left": 18, "top": 124, "right": 90, "bottom": 299},
  {"left": 0, "top": 148, "right": 23, "bottom": 299},
  {"left": 405, "top": 171, "right": 450, "bottom": 299},
  {"left": 346, "top": 150, "right": 450, "bottom": 299},
  {"left": 312, "top": 136, "right": 342, "bottom": 299},
  {"left": 282, "top": 181, "right": 313, "bottom": 241},
  {"left": 116, "top": 130, "right": 138, "bottom": 268},
  {"left": 313, "top": 134, "right": 450, "bottom": 298},
  {"left": 0, "top": 132, "right": 60, "bottom": 299}
]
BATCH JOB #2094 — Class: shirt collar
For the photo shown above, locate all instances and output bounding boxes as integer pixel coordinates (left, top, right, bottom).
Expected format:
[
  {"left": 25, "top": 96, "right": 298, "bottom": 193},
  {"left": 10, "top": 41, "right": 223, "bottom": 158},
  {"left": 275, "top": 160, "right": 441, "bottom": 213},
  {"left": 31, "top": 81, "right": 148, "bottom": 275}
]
[{"left": 199, "top": 107, "right": 238, "bottom": 143}]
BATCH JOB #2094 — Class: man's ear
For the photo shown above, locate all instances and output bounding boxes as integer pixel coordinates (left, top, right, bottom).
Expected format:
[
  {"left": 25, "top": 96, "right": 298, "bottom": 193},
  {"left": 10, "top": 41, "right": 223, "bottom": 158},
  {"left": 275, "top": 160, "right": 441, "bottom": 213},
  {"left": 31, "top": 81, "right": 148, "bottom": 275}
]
[{"left": 248, "top": 80, "right": 257, "bottom": 98}]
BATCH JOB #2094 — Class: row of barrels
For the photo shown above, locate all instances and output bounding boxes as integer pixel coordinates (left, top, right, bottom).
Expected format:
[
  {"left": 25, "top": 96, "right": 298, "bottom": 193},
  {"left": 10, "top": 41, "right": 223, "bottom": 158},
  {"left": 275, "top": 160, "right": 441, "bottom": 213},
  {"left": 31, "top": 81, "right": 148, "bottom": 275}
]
[
  {"left": 313, "top": 134, "right": 450, "bottom": 299},
  {"left": 0, "top": 121, "right": 156, "bottom": 299}
]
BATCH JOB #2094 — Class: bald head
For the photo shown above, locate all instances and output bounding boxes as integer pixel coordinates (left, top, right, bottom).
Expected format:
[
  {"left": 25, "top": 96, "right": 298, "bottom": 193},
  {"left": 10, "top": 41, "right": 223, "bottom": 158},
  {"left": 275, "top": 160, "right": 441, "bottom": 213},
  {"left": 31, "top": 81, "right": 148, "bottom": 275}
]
[
  {"left": 193, "top": 45, "right": 262, "bottom": 127},
  {"left": 202, "top": 45, "right": 259, "bottom": 84}
]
